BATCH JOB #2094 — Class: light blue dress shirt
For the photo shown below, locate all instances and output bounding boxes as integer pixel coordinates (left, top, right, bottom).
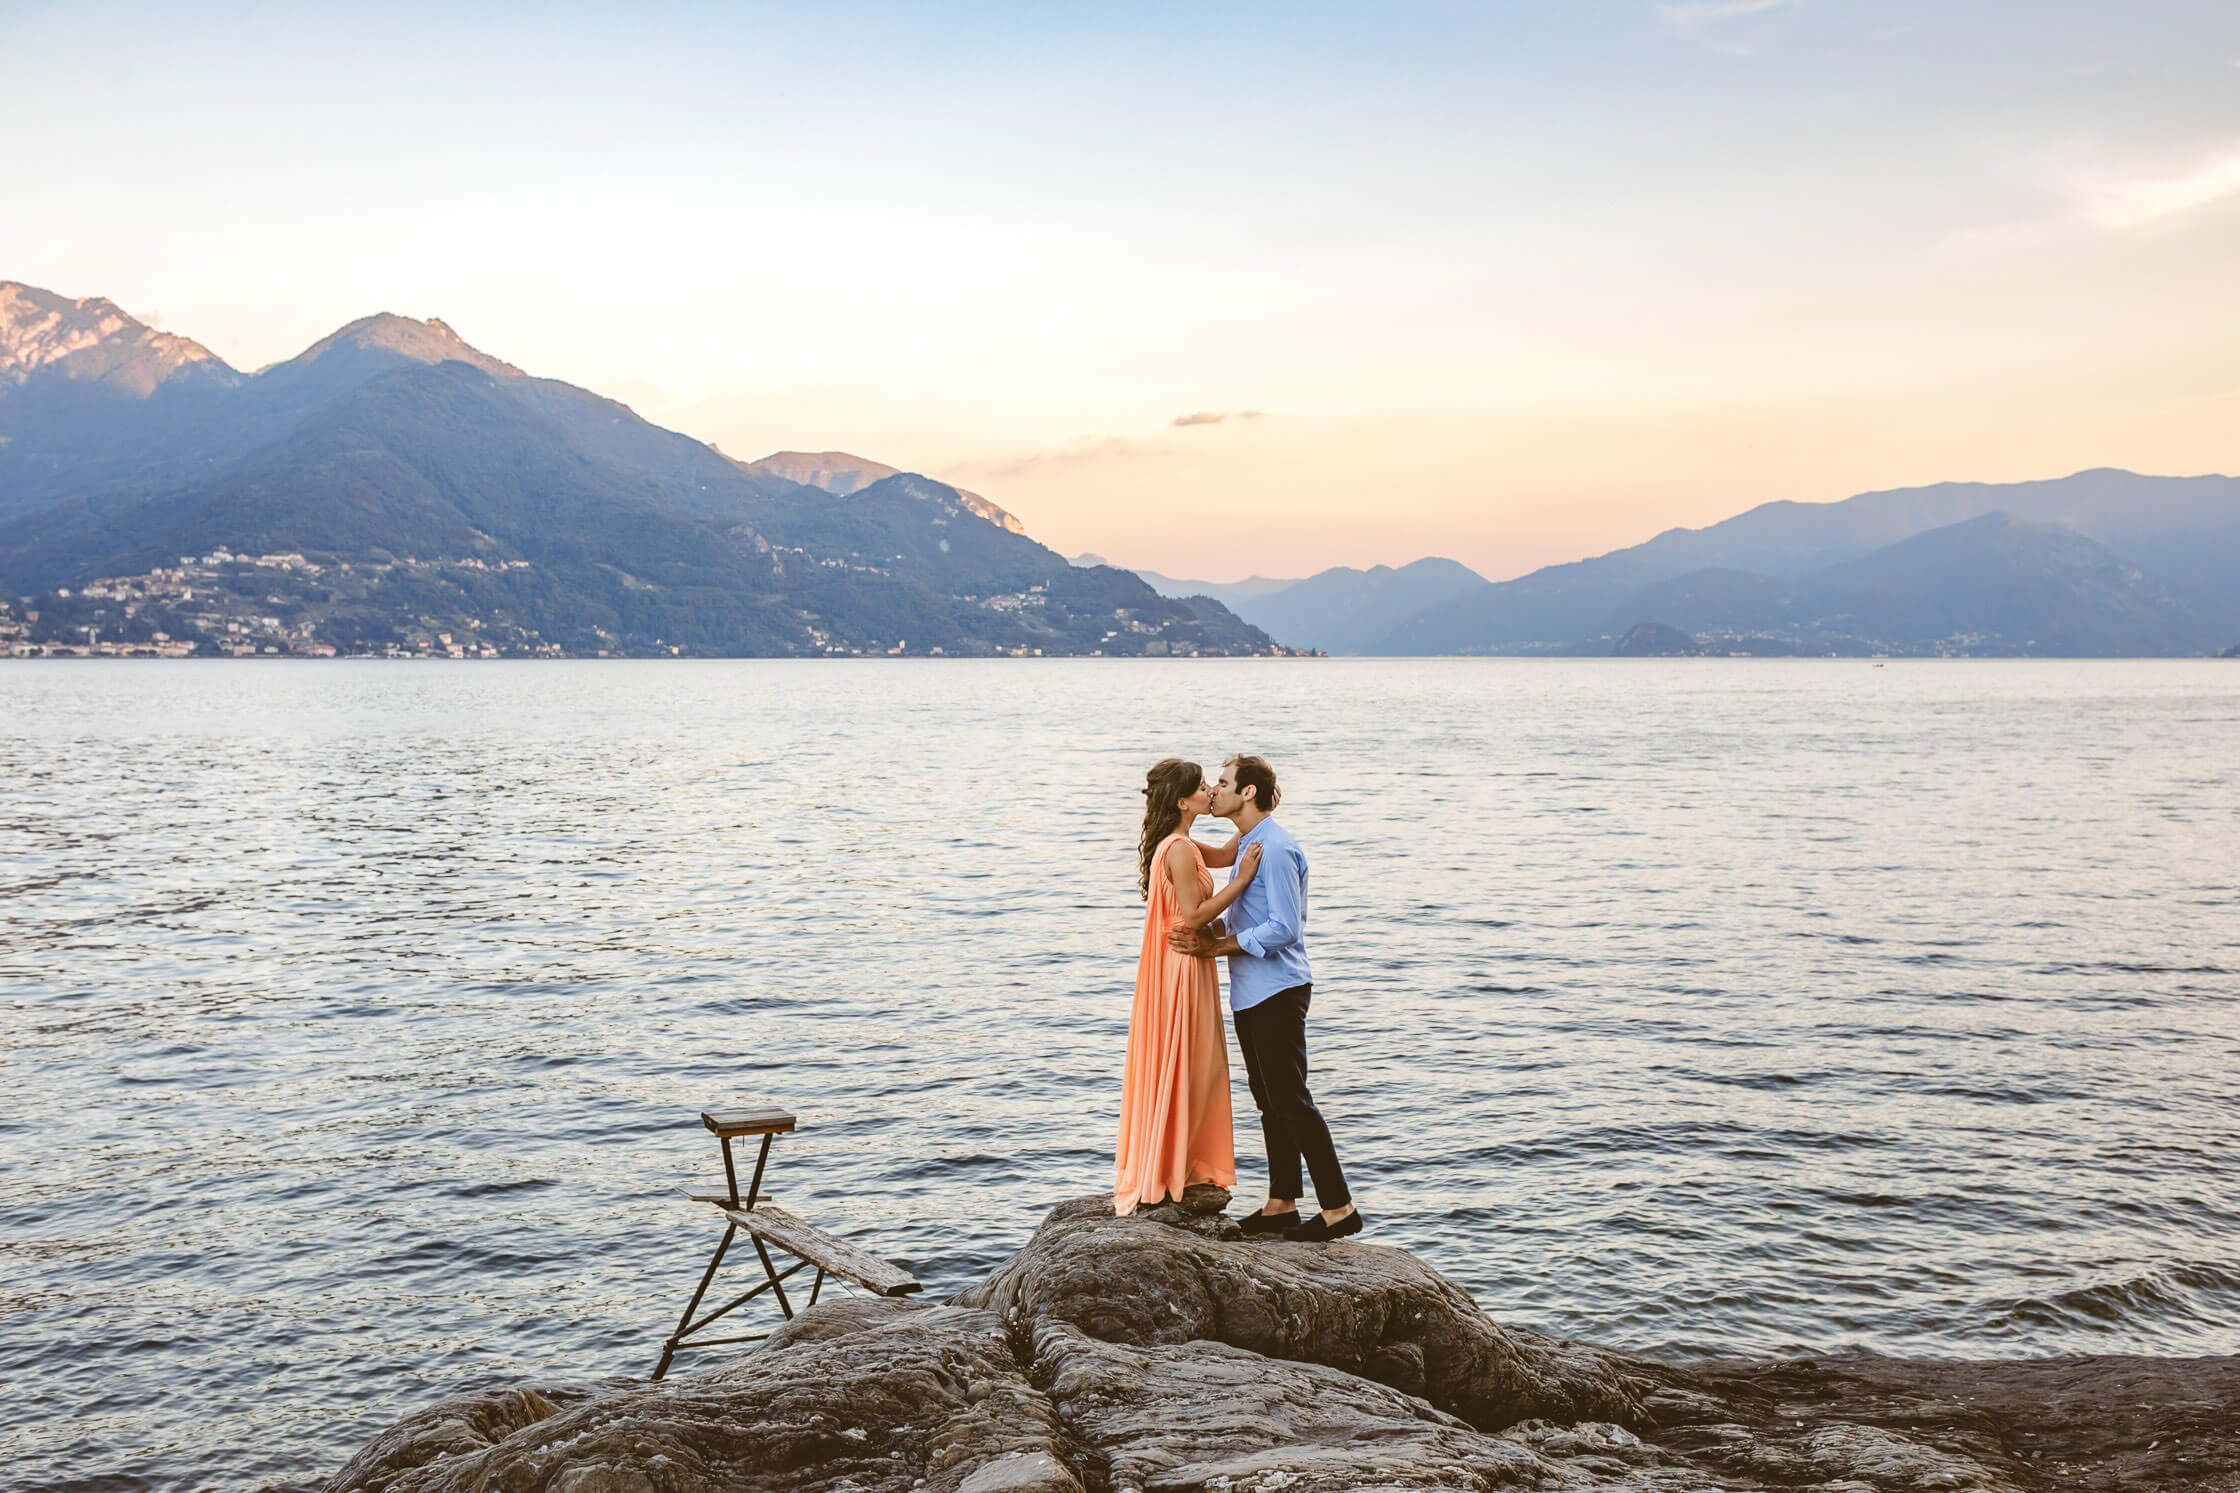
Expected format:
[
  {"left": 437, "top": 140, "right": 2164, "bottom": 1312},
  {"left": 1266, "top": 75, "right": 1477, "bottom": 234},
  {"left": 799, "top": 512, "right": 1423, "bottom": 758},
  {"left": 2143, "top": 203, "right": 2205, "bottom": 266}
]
[{"left": 1223, "top": 818, "right": 1311, "bottom": 1012}]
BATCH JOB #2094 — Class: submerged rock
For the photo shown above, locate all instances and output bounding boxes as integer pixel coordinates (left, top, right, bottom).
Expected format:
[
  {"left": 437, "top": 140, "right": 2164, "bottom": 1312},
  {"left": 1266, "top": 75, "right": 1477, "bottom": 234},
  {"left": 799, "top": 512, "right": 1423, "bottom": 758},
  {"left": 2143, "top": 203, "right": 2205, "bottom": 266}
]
[{"left": 324, "top": 1198, "right": 2240, "bottom": 1492}]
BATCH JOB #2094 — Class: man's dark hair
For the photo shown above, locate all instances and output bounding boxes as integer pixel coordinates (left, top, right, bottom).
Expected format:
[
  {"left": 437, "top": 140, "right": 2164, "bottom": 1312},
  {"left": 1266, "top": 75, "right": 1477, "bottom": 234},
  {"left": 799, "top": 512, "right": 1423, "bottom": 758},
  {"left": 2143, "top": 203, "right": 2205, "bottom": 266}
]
[{"left": 1225, "top": 754, "right": 1280, "bottom": 812}]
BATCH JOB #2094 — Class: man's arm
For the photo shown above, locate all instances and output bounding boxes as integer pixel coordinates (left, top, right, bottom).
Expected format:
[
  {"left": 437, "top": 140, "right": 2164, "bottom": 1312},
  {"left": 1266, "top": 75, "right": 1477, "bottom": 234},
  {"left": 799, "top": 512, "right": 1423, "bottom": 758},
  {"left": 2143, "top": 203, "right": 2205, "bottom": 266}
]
[
  {"left": 1169, "top": 845, "right": 1302, "bottom": 958},
  {"left": 1231, "top": 844, "right": 1303, "bottom": 958}
]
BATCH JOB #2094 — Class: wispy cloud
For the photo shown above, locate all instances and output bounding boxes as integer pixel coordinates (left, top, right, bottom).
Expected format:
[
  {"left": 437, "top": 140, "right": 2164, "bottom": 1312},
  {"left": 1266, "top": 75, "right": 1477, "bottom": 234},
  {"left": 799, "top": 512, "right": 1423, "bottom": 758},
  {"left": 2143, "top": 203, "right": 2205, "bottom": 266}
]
[
  {"left": 1657, "top": 0, "right": 1792, "bottom": 55},
  {"left": 1172, "top": 409, "right": 1263, "bottom": 427},
  {"left": 2078, "top": 143, "right": 2240, "bottom": 230}
]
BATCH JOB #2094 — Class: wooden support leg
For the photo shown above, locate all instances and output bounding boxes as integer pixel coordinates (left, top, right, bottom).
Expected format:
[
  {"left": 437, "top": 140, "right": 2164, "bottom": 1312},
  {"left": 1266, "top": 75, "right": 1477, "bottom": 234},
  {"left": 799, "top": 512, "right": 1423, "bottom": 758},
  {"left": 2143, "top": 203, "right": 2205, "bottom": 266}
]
[{"left": 808, "top": 1265, "right": 826, "bottom": 1307}]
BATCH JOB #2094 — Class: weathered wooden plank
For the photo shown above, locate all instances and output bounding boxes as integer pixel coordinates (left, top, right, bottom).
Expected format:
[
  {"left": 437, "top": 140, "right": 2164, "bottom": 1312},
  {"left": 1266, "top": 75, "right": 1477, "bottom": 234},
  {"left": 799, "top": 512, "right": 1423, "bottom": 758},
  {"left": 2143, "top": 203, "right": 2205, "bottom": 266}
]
[
  {"left": 702, "top": 1106, "right": 796, "bottom": 1138},
  {"left": 720, "top": 1204, "right": 921, "bottom": 1298},
  {"left": 675, "top": 1187, "right": 774, "bottom": 1205}
]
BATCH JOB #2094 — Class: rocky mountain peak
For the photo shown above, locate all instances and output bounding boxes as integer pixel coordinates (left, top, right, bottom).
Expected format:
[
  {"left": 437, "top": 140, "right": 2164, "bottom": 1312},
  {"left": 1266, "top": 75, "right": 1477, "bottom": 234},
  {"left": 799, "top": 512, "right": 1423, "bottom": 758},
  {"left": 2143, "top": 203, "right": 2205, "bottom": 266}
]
[
  {"left": 951, "top": 488, "right": 1027, "bottom": 535},
  {"left": 280, "top": 311, "right": 522, "bottom": 380},
  {"left": 741, "top": 449, "right": 901, "bottom": 495},
  {"left": 743, "top": 449, "right": 1026, "bottom": 534},
  {"left": 0, "top": 279, "right": 235, "bottom": 395}
]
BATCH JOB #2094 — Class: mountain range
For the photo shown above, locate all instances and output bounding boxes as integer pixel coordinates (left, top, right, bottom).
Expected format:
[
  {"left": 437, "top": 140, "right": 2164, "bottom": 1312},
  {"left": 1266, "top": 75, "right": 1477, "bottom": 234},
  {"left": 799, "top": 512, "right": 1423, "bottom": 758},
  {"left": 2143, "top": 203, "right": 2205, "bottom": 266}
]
[
  {"left": 0, "top": 281, "right": 1285, "bottom": 659},
  {"left": 1104, "top": 470, "right": 2240, "bottom": 657},
  {"left": 6, "top": 278, "right": 2233, "bottom": 660}
]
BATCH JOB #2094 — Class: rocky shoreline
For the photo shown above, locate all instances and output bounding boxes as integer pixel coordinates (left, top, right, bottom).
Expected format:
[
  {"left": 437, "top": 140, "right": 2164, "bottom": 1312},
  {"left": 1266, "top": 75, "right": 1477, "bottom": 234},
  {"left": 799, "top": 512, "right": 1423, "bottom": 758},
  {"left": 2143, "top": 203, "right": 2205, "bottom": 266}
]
[{"left": 325, "top": 1198, "right": 2240, "bottom": 1492}]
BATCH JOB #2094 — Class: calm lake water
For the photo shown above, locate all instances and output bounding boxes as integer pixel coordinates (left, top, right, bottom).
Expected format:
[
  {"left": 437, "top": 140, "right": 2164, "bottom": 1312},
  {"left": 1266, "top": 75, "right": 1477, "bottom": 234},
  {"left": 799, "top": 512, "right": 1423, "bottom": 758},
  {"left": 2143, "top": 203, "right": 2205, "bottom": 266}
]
[{"left": 3, "top": 659, "right": 2236, "bottom": 1491}]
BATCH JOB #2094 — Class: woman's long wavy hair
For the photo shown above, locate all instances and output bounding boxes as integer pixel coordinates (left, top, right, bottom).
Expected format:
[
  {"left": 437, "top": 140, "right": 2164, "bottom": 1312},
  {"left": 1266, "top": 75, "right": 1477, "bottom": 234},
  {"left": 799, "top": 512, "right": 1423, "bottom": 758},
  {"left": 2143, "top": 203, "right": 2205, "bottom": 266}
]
[{"left": 1138, "top": 758, "right": 1204, "bottom": 900}]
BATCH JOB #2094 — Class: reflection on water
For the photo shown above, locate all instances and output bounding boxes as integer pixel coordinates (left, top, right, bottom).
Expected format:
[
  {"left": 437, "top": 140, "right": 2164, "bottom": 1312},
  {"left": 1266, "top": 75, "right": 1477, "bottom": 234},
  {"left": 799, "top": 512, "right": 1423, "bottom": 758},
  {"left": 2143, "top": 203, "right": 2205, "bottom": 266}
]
[{"left": 2, "top": 659, "right": 2236, "bottom": 1491}]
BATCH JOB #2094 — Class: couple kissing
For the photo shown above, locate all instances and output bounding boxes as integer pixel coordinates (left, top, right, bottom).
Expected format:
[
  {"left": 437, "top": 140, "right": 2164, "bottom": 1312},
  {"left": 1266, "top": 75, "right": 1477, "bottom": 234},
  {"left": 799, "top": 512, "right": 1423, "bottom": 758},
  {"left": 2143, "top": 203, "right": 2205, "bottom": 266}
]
[{"left": 1113, "top": 754, "right": 1361, "bottom": 1242}]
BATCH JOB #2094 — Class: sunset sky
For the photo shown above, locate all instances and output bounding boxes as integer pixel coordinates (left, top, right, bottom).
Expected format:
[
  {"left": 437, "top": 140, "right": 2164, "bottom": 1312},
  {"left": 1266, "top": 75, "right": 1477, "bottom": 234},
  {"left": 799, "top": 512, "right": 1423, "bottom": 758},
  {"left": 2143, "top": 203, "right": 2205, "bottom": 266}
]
[{"left": 7, "top": 1, "right": 2237, "bottom": 580}]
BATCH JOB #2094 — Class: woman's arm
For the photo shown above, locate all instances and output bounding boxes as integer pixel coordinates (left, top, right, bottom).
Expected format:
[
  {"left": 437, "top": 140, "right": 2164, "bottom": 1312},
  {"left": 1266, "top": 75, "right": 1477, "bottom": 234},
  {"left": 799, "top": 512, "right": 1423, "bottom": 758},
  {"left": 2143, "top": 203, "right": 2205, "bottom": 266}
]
[
  {"left": 1166, "top": 841, "right": 1262, "bottom": 931},
  {"left": 1197, "top": 829, "right": 1245, "bottom": 868}
]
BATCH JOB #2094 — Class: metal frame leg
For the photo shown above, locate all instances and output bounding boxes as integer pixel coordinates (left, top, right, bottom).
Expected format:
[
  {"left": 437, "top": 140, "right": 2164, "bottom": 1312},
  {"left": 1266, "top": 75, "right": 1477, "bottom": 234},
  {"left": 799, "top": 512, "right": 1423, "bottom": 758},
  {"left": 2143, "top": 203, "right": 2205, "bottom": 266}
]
[
  {"left": 652, "top": 1231, "right": 817, "bottom": 1378},
  {"left": 653, "top": 1127, "right": 791, "bottom": 1379},
  {"left": 653, "top": 1222, "right": 736, "bottom": 1380},
  {"left": 746, "top": 1133, "right": 773, "bottom": 1207},
  {"left": 717, "top": 1133, "right": 775, "bottom": 1207},
  {"left": 750, "top": 1232, "right": 795, "bottom": 1318}
]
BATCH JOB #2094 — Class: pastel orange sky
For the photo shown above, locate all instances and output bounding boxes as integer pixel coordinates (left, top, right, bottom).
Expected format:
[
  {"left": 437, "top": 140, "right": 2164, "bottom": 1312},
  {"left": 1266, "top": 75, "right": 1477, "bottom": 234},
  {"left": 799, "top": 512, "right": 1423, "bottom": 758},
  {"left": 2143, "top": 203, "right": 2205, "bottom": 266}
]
[{"left": 7, "top": 2, "right": 2235, "bottom": 580}]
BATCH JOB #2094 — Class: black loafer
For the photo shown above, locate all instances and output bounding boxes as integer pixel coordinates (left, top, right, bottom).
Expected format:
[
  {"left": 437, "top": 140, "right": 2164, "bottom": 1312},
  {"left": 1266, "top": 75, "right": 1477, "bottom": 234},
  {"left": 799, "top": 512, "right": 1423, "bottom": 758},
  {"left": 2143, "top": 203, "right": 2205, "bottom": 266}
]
[
  {"left": 1238, "top": 1208, "right": 1302, "bottom": 1236},
  {"left": 1290, "top": 1210, "right": 1363, "bottom": 1243}
]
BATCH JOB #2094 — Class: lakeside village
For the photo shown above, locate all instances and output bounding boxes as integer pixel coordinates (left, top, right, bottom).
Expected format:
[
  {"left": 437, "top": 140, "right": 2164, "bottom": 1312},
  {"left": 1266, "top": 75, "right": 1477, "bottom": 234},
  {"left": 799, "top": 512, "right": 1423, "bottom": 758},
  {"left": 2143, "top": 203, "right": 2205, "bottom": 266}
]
[
  {"left": 2, "top": 550, "right": 548, "bottom": 659},
  {"left": 1, "top": 548, "right": 1245, "bottom": 660}
]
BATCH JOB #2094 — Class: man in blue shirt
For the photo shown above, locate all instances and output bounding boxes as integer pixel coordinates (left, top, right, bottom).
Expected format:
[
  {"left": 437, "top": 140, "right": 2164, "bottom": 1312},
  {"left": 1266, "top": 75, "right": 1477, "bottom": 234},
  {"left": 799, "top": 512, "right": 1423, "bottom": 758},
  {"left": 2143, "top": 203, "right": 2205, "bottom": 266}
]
[{"left": 1170, "top": 754, "right": 1360, "bottom": 1241}]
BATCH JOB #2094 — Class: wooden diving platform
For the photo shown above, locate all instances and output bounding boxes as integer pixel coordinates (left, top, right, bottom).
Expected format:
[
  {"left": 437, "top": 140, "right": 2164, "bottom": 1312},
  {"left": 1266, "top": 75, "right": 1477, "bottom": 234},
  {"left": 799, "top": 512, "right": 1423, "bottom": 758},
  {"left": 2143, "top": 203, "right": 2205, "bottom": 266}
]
[{"left": 650, "top": 1103, "right": 921, "bottom": 1380}]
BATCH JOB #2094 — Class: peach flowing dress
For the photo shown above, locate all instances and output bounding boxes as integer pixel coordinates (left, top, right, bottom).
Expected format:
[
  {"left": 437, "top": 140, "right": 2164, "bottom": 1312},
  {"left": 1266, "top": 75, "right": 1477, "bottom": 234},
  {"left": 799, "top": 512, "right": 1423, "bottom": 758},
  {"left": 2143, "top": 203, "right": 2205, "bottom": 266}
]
[{"left": 1114, "top": 833, "right": 1236, "bottom": 1215}]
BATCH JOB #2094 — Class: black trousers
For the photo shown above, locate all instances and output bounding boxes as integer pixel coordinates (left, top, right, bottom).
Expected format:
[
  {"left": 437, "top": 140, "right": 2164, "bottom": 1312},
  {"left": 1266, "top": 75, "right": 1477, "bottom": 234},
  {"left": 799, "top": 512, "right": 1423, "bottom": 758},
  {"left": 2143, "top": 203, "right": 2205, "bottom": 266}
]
[{"left": 1233, "top": 984, "right": 1350, "bottom": 1210}]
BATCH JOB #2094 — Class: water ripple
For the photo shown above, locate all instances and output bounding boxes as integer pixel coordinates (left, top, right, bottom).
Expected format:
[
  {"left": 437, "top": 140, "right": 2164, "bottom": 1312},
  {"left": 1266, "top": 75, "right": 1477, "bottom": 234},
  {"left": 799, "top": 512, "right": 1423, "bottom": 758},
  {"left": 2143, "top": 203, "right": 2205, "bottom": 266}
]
[{"left": 1, "top": 658, "right": 2236, "bottom": 1491}]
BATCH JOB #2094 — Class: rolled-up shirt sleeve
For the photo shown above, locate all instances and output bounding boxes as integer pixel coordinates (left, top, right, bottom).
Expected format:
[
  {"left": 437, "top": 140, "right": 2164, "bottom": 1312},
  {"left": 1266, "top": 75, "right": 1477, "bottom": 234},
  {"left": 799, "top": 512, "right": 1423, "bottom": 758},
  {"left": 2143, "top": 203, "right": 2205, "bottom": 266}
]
[{"left": 1234, "top": 845, "right": 1305, "bottom": 958}]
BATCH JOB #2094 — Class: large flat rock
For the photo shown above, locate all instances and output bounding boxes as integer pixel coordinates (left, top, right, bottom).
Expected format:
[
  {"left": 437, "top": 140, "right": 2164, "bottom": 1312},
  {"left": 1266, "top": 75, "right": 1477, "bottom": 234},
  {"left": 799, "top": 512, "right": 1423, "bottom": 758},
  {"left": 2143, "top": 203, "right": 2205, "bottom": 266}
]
[
  {"left": 953, "top": 1196, "right": 1657, "bottom": 1433},
  {"left": 321, "top": 1198, "right": 2240, "bottom": 1493}
]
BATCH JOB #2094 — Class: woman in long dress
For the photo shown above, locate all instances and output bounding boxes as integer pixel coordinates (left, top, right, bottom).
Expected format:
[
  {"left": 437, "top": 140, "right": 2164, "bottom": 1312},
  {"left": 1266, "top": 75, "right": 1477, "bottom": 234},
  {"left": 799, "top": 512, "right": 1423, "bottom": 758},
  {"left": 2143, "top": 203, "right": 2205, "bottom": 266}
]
[{"left": 1114, "top": 758, "right": 1263, "bottom": 1215}]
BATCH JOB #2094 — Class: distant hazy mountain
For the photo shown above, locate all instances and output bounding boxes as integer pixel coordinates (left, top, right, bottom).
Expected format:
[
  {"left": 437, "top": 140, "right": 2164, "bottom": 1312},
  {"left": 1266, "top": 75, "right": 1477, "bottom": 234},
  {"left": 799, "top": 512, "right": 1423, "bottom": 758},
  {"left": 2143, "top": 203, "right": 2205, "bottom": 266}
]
[
  {"left": 1612, "top": 468, "right": 2240, "bottom": 630},
  {"left": 1228, "top": 558, "right": 1493, "bottom": 654},
  {"left": 1088, "top": 488, "right": 2235, "bottom": 656},
  {"left": 1802, "top": 512, "right": 2209, "bottom": 654},
  {"left": 1122, "top": 567, "right": 1304, "bottom": 611},
  {"left": 1611, "top": 622, "right": 1706, "bottom": 657},
  {"left": 1077, "top": 557, "right": 1493, "bottom": 652},
  {"left": 0, "top": 280, "right": 1289, "bottom": 659},
  {"left": 1602, "top": 513, "right": 2214, "bottom": 656},
  {"left": 743, "top": 450, "right": 1026, "bottom": 534},
  {"left": 1171, "top": 593, "right": 1284, "bottom": 652},
  {"left": 1381, "top": 469, "right": 2240, "bottom": 655},
  {"left": 1606, "top": 567, "right": 1796, "bottom": 638}
]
